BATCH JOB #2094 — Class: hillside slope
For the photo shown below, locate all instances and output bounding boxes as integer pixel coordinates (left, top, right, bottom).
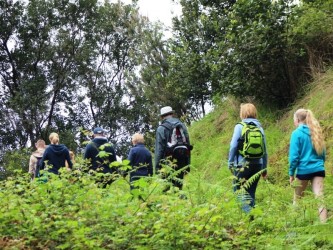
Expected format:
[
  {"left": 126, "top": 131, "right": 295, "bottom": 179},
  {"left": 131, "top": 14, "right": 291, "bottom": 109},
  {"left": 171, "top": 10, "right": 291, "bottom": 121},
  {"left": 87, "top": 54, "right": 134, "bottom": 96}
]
[{"left": 189, "top": 69, "right": 333, "bottom": 183}]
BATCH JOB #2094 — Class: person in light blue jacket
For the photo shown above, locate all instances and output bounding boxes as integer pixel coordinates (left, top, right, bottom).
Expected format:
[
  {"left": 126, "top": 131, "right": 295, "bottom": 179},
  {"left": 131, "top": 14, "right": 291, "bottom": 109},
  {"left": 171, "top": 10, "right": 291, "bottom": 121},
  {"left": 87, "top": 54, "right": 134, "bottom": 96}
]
[
  {"left": 289, "top": 108, "right": 327, "bottom": 222},
  {"left": 228, "top": 103, "right": 268, "bottom": 213}
]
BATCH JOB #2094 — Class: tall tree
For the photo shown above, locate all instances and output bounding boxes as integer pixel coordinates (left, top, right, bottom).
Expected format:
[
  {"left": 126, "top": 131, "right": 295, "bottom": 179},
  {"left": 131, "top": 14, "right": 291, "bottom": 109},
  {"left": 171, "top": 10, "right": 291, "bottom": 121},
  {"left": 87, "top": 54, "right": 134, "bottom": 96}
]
[{"left": 0, "top": 0, "right": 150, "bottom": 157}]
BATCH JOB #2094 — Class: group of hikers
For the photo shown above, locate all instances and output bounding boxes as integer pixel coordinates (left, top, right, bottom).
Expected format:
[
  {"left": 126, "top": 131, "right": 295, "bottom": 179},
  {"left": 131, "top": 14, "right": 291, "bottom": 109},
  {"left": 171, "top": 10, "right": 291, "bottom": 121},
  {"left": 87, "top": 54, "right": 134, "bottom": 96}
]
[
  {"left": 28, "top": 104, "right": 327, "bottom": 222},
  {"left": 28, "top": 106, "right": 191, "bottom": 190}
]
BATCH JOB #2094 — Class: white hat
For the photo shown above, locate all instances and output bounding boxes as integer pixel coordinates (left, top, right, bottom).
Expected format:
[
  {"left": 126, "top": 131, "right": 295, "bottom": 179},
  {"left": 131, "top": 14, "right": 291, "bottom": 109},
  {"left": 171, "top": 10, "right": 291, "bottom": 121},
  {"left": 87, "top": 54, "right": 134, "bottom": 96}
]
[{"left": 160, "top": 106, "right": 174, "bottom": 116}]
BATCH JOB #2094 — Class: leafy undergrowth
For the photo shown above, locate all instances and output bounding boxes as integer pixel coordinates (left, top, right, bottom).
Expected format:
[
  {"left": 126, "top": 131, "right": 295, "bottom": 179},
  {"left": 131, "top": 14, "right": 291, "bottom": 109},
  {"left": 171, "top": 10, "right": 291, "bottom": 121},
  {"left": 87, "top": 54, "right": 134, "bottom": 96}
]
[{"left": 1, "top": 163, "right": 333, "bottom": 249}]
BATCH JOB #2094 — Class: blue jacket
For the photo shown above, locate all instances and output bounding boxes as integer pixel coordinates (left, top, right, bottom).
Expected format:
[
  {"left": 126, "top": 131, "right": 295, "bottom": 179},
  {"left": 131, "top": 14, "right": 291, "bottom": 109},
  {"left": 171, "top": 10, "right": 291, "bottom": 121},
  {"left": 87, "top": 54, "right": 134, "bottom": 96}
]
[
  {"left": 289, "top": 124, "right": 325, "bottom": 176},
  {"left": 228, "top": 118, "right": 268, "bottom": 169},
  {"left": 128, "top": 143, "right": 153, "bottom": 179},
  {"left": 154, "top": 117, "right": 190, "bottom": 170},
  {"left": 40, "top": 144, "right": 72, "bottom": 175},
  {"left": 84, "top": 137, "right": 117, "bottom": 173}
]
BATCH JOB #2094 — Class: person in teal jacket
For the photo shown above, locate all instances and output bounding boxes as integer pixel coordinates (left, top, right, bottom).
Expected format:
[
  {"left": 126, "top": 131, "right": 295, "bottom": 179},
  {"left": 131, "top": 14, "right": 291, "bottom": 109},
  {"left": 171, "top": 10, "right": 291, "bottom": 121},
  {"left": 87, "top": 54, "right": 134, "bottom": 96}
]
[{"left": 289, "top": 108, "right": 327, "bottom": 222}]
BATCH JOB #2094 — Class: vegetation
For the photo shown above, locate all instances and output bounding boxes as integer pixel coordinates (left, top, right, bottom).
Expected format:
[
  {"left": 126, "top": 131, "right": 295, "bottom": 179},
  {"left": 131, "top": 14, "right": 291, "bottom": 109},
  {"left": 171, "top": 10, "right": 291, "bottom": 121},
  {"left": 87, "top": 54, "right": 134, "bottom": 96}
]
[
  {"left": 2, "top": 0, "right": 333, "bottom": 248},
  {"left": 1, "top": 71, "right": 333, "bottom": 248}
]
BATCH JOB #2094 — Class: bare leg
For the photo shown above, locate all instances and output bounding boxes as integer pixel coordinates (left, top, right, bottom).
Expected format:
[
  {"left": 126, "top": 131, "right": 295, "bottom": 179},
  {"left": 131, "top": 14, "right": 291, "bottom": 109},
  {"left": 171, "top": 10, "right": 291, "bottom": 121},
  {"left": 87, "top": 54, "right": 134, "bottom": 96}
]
[
  {"left": 293, "top": 179, "right": 308, "bottom": 205},
  {"left": 312, "top": 176, "right": 327, "bottom": 223}
]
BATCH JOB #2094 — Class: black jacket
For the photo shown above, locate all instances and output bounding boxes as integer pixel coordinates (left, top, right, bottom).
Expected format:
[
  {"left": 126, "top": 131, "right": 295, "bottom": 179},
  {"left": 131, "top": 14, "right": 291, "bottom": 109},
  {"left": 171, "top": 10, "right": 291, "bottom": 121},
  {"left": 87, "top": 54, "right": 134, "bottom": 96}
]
[
  {"left": 128, "top": 143, "right": 153, "bottom": 180},
  {"left": 40, "top": 144, "right": 72, "bottom": 175},
  {"left": 84, "top": 137, "right": 117, "bottom": 173}
]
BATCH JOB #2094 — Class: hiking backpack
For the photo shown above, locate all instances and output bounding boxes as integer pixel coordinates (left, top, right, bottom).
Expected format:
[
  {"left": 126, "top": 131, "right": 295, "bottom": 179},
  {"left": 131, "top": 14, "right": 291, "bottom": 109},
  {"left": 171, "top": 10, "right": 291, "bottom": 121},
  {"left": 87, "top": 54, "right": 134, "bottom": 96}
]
[
  {"left": 34, "top": 156, "right": 44, "bottom": 178},
  {"left": 237, "top": 122, "right": 265, "bottom": 159},
  {"left": 161, "top": 122, "right": 190, "bottom": 164}
]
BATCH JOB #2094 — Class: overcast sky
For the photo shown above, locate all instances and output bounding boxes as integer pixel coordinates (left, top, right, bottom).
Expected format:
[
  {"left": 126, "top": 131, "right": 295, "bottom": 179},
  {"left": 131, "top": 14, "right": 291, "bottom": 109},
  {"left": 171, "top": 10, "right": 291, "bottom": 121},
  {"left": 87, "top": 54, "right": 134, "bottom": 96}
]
[{"left": 120, "top": 0, "right": 182, "bottom": 28}]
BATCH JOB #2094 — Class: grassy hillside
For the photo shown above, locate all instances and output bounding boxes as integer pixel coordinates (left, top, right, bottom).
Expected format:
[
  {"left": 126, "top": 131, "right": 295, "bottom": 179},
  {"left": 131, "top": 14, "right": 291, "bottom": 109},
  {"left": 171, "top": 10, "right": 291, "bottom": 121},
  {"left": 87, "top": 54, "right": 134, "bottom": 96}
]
[
  {"left": 185, "top": 69, "right": 333, "bottom": 248},
  {"left": 190, "top": 69, "right": 333, "bottom": 181}
]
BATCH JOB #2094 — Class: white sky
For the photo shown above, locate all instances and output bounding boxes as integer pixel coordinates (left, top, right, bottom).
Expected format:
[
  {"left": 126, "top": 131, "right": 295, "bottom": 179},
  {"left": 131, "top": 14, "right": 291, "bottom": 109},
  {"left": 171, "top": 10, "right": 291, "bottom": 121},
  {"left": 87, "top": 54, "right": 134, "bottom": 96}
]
[{"left": 120, "top": 0, "right": 182, "bottom": 28}]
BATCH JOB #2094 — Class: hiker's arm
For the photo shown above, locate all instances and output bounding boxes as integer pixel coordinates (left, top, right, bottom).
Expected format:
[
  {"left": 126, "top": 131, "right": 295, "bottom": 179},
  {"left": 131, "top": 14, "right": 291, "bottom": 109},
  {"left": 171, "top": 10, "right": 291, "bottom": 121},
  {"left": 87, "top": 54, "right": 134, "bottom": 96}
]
[
  {"left": 288, "top": 131, "right": 300, "bottom": 176},
  {"left": 261, "top": 129, "right": 268, "bottom": 176},
  {"left": 65, "top": 150, "right": 73, "bottom": 169},
  {"left": 148, "top": 154, "right": 153, "bottom": 176},
  {"left": 83, "top": 144, "right": 92, "bottom": 160},
  {"left": 28, "top": 155, "right": 36, "bottom": 178},
  {"left": 154, "top": 126, "right": 165, "bottom": 172},
  {"left": 128, "top": 148, "right": 134, "bottom": 167},
  {"left": 228, "top": 124, "right": 242, "bottom": 169},
  {"left": 182, "top": 124, "right": 190, "bottom": 145},
  {"left": 109, "top": 146, "right": 117, "bottom": 163}
]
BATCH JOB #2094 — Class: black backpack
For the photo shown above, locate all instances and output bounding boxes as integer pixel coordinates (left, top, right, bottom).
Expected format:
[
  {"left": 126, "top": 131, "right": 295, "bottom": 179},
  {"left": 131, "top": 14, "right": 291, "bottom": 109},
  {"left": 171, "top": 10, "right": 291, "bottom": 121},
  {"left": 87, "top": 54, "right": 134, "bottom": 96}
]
[
  {"left": 34, "top": 156, "right": 44, "bottom": 178},
  {"left": 161, "top": 122, "right": 190, "bottom": 165}
]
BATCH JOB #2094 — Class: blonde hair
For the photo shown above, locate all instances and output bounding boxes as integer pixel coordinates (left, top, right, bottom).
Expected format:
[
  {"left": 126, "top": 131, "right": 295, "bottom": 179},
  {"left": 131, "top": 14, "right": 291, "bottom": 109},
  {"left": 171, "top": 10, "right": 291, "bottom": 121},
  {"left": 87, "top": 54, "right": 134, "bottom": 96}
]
[
  {"left": 35, "top": 139, "right": 46, "bottom": 149},
  {"left": 49, "top": 132, "right": 60, "bottom": 144},
  {"left": 294, "top": 108, "right": 325, "bottom": 155},
  {"left": 69, "top": 151, "right": 75, "bottom": 161},
  {"left": 132, "top": 133, "right": 144, "bottom": 145},
  {"left": 240, "top": 103, "right": 257, "bottom": 119}
]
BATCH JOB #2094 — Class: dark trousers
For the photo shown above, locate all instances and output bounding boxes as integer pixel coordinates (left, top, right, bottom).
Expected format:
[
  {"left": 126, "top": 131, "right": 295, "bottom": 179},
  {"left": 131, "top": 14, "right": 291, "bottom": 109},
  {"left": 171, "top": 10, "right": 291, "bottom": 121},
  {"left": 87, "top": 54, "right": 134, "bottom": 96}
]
[
  {"left": 163, "top": 158, "right": 189, "bottom": 191},
  {"left": 233, "top": 163, "right": 262, "bottom": 213}
]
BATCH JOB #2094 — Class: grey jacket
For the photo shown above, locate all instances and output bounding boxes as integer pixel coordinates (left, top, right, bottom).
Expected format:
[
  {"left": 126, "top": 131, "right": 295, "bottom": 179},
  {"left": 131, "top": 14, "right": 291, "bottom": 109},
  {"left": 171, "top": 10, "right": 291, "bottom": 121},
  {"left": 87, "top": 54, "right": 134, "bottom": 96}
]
[{"left": 154, "top": 117, "right": 190, "bottom": 171}]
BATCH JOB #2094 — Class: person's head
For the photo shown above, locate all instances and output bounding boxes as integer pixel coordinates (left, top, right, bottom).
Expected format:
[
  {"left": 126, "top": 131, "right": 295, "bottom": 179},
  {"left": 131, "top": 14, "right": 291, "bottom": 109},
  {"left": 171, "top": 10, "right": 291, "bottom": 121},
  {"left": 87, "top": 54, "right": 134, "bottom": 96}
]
[
  {"left": 293, "top": 108, "right": 307, "bottom": 126},
  {"left": 132, "top": 133, "right": 144, "bottom": 146},
  {"left": 160, "top": 106, "right": 175, "bottom": 119},
  {"left": 240, "top": 103, "right": 257, "bottom": 120},
  {"left": 49, "top": 132, "right": 59, "bottom": 145},
  {"left": 93, "top": 127, "right": 106, "bottom": 138},
  {"left": 35, "top": 139, "right": 46, "bottom": 149},
  {"left": 294, "top": 108, "right": 325, "bottom": 155}
]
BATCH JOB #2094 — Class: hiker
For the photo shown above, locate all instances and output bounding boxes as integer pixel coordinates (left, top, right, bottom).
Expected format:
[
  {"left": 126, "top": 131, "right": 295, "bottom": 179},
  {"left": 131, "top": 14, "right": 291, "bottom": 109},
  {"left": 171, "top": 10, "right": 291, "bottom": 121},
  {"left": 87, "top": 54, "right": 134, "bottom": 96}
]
[
  {"left": 39, "top": 132, "right": 73, "bottom": 175},
  {"left": 289, "top": 108, "right": 327, "bottom": 222},
  {"left": 228, "top": 103, "right": 268, "bottom": 213},
  {"left": 28, "top": 139, "right": 47, "bottom": 179},
  {"left": 84, "top": 127, "right": 117, "bottom": 188},
  {"left": 128, "top": 133, "right": 153, "bottom": 190},
  {"left": 155, "top": 106, "right": 191, "bottom": 190}
]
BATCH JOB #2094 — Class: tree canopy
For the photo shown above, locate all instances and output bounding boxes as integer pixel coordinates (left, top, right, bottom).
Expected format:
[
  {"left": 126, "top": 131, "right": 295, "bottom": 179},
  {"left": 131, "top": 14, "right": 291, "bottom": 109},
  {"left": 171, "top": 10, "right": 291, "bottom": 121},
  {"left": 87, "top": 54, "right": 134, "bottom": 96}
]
[{"left": 1, "top": 0, "right": 333, "bottom": 158}]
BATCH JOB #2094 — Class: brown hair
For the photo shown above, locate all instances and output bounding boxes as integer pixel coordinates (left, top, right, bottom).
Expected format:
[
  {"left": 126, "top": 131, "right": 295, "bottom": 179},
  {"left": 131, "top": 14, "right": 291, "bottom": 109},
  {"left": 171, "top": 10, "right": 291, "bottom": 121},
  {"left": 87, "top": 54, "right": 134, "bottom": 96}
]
[
  {"left": 294, "top": 109, "right": 325, "bottom": 155},
  {"left": 49, "top": 132, "right": 60, "bottom": 145},
  {"left": 240, "top": 103, "right": 257, "bottom": 119}
]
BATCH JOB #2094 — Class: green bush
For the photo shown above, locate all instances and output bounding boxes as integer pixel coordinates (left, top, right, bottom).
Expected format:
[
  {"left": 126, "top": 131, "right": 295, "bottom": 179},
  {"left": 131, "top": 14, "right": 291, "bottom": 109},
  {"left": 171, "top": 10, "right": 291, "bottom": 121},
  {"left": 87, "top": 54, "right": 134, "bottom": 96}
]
[{"left": 0, "top": 149, "right": 31, "bottom": 181}]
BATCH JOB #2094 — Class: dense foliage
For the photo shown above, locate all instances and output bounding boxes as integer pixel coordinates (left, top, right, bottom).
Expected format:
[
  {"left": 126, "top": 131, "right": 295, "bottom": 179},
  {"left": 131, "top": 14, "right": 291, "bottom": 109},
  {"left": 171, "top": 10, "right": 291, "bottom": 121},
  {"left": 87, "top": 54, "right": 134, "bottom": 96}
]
[{"left": 0, "top": 0, "right": 152, "bottom": 157}]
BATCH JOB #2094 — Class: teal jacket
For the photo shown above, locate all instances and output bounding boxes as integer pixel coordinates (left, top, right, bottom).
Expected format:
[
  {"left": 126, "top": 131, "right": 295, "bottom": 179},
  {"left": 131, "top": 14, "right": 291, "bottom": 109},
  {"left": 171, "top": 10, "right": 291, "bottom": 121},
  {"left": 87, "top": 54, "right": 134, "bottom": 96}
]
[{"left": 289, "top": 124, "right": 325, "bottom": 176}]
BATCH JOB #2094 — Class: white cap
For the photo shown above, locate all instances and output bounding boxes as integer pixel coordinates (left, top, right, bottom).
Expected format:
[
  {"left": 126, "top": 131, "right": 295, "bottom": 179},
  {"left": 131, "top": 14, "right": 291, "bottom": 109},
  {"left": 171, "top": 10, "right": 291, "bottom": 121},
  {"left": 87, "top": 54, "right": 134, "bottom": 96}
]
[{"left": 160, "top": 106, "right": 174, "bottom": 117}]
